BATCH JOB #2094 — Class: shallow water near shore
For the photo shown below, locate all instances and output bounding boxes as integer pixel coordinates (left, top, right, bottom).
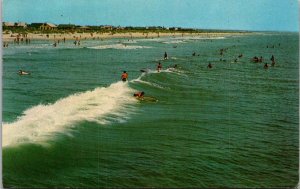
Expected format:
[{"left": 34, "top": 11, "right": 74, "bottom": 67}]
[{"left": 2, "top": 33, "right": 299, "bottom": 187}]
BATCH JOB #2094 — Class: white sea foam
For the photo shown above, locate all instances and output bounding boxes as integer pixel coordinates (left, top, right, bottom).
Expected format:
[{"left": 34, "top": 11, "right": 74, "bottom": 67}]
[
  {"left": 87, "top": 44, "right": 151, "bottom": 50},
  {"left": 170, "top": 36, "right": 226, "bottom": 40},
  {"left": 162, "top": 40, "right": 186, "bottom": 44},
  {"left": 3, "top": 82, "right": 136, "bottom": 147}
]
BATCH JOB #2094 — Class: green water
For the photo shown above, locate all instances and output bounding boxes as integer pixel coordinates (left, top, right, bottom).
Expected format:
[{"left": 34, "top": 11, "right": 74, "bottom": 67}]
[{"left": 2, "top": 33, "right": 299, "bottom": 188}]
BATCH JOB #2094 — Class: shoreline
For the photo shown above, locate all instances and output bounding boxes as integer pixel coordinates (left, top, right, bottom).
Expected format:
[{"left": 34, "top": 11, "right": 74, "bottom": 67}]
[{"left": 2, "top": 31, "right": 250, "bottom": 42}]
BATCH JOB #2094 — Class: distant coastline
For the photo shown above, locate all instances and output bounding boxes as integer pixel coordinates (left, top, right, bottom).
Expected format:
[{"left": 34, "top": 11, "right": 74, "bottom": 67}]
[{"left": 2, "top": 22, "right": 251, "bottom": 42}]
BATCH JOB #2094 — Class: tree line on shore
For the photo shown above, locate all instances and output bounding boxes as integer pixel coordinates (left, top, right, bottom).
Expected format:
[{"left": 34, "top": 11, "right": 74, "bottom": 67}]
[{"left": 3, "top": 22, "right": 249, "bottom": 34}]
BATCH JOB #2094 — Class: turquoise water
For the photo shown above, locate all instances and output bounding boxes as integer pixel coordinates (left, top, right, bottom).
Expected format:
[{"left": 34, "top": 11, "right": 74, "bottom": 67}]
[{"left": 2, "top": 33, "right": 299, "bottom": 188}]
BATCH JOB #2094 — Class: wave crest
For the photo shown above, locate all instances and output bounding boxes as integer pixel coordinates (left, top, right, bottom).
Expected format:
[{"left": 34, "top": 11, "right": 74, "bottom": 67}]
[{"left": 3, "top": 82, "right": 136, "bottom": 147}]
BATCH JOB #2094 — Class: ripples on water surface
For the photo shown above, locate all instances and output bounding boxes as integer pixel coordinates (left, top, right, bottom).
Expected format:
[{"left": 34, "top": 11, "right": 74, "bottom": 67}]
[{"left": 2, "top": 33, "right": 298, "bottom": 188}]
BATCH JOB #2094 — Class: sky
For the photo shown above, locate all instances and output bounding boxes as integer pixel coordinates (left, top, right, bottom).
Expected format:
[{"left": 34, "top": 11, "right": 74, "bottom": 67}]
[{"left": 2, "top": 0, "right": 299, "bottom": 31}]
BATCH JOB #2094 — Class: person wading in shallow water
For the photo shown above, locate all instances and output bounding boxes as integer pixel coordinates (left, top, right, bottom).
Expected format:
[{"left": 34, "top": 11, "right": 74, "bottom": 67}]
[
  {"left": 164, "top": 51, "right": 168, "bottom": 60},
  {"left": 270, "top": 55, "right": 276, "bottom": 66},
  {"left": 157, "top": 62, "right": 162, "bottom": 72}
]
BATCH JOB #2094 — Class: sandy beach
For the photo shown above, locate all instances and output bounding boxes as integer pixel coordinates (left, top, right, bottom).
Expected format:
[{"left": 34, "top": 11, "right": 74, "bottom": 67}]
[{"left": 2, "top": 31, "right": 247, "bottom": 42}]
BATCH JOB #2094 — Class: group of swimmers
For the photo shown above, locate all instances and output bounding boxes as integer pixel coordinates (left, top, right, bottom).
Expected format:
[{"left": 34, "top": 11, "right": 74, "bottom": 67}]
[
  {"left": 53, "top": 38, "right": 67, "bottom": 47},
  {"left": 3, "top": 43, "right": 9, "bottom": 48},
  {"left": 252, "top": 55, "right": 275, "bottom": 69},
  {"left": 252, "top": 56, "right": 263, "bottom": 63}
]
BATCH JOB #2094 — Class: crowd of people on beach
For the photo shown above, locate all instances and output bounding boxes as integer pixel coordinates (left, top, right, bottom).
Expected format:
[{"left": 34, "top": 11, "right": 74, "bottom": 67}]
[{"left": 9, "top": 33, "right": 31, "bottom": 45}]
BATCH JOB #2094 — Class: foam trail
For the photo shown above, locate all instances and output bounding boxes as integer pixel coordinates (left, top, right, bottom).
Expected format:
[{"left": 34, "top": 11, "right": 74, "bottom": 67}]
[
  {"left": 132, "top": 78, "right": 165, "bottom": 89},
  {"left": 3, "top": 82, "right": 136, "bottom": 147},
  {"left": 162, "top": 40, "right": 186, "bottom": 44}
]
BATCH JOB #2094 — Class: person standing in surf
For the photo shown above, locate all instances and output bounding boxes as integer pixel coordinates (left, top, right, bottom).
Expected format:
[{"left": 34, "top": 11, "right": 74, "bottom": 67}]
[
  {"left": 270, "top": 55, "right": 275, "bottom": 66},
  {"left": 164, "top": 52, "right": 168, "bottom": 60},
  {"left": 121, "top": 71, "right": 128, "bottom": 81},
  {"left": 157, "top": 62, "right": 162, "bottom": 72}
]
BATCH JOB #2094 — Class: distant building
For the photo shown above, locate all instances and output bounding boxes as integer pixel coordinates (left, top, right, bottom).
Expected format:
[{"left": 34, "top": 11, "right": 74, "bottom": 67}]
[
  {"left": 3, "top": 22, "right": 15, "bottom": 27},
  {"left": 16, "top": 22, "right": 27, "bottom": 28},
  {"left": 30, "top": 23, "right": 57, "bottom": 30},
  {"left": 2, "top": 22, "right": 27, "bottom": 30},
  {"left": 101, "top": 25, "right": 113, "bottom": 30},
  {"left": 40, "top": 23, "right": 57, "bottom": 30}
]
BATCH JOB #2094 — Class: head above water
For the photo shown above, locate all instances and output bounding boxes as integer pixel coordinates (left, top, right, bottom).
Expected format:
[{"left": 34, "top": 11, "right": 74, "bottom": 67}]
[{"left": 123, "top": 71, "right": 126, "bottom": 73}]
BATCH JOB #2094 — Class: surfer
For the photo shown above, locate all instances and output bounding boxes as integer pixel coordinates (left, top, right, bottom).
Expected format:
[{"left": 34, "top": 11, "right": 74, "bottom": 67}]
[
  {"left": 133, "top": 91, "right": 145, "bottom": 99},
  {"left": 18, "top": 70, "right": 30, "bottom": 75},
  {"left": 157, "top": 62, "right": 162, "bottom": 72},
  {"left": 121, "top": 71, "right": 128, "bottom": 82},
  {"left": 164, "top": 52, "right": 168, "bottom": 60}
]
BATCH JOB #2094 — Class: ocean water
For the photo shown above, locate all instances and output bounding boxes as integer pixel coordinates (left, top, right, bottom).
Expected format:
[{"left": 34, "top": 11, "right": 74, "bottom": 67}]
[{"left": 2, "top": 33, "right": 299, "bottom": 188}]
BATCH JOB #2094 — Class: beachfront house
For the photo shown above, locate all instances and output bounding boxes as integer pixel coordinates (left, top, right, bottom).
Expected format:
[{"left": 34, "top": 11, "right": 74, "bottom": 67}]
[
  {"left": 101, "top": 25, "right": 113, "bottom": 30},
  {"left": 40, "top": 23, "right": 57, "bottom": 30},
  {"left": 30, "top": 23, "right": 57, "bottom": 30},
  {"left": 3, "top": 22, "right": 15, "bottom": 27},
  {"left": 2, "top": 22, "right": 28, "bottom": 30},
  {"left": 3, "top": 22, "right": 15, "bottom": 30},
  {"left": 16, "top": 22, "right": 27, "bottom": 28}
]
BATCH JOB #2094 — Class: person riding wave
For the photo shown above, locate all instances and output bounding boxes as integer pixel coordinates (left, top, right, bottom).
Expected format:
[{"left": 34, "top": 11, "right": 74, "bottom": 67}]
[
  {"left": 121, "top": 71, "right": 128, "bottom": 81},
  {"left": 18, "top": 70, "right": 30, "bottom": 75},
  {"left": 133, "top": 91, "right": 145, "bottom": 99}
]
